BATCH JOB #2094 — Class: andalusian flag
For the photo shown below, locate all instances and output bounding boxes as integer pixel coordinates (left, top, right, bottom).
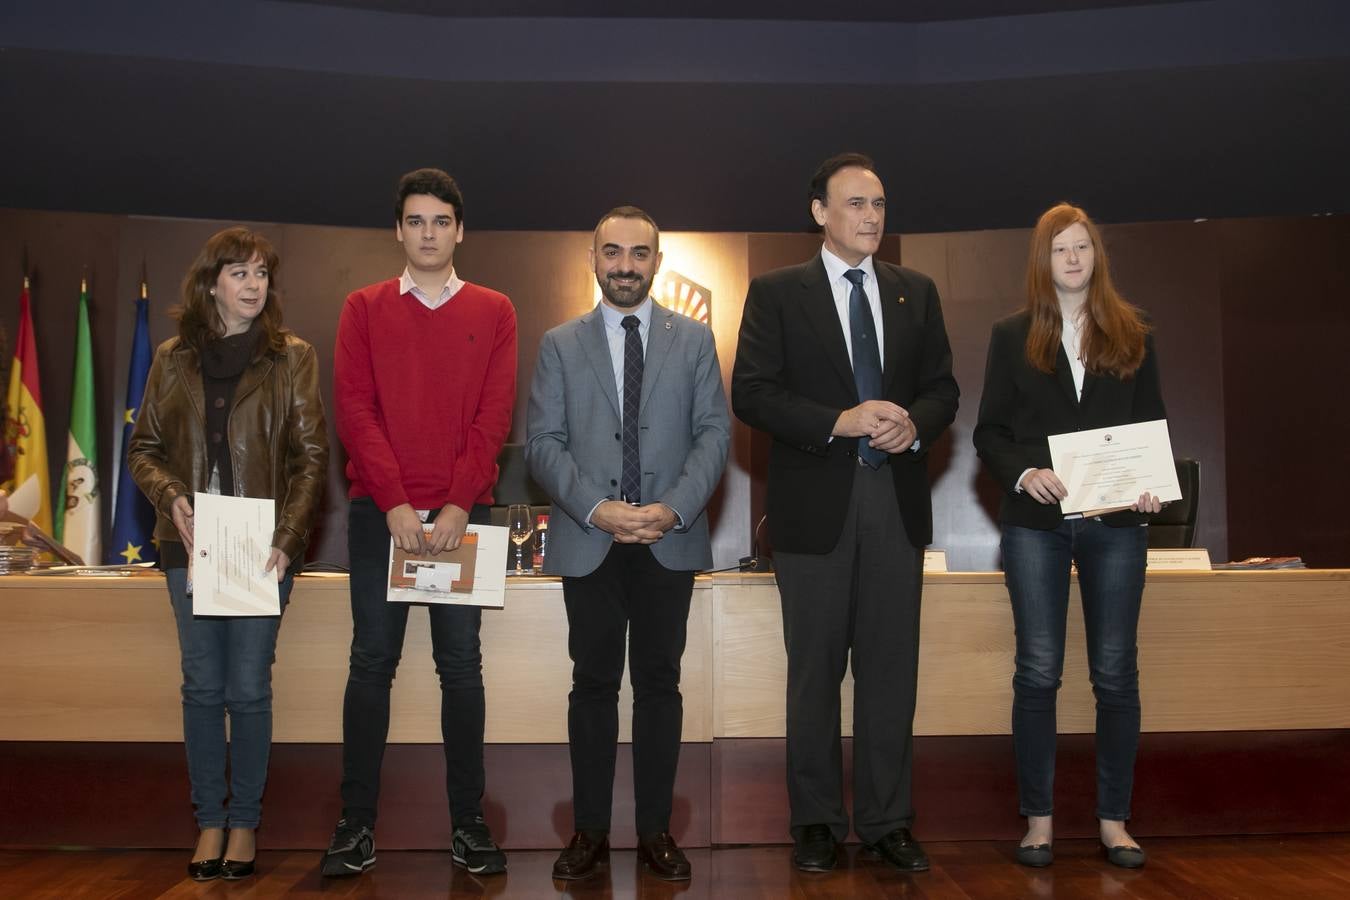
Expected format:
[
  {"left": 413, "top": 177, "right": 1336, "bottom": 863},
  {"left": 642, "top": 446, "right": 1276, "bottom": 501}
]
[
  {"left": 3, "top": 279, "right": 52, "bottom": 532},
  {"left": 56, "top": 280, "right": 101, "bottom": 564},
  {"left": 109, "top": 283, "right": 156, "bottom": 564}
]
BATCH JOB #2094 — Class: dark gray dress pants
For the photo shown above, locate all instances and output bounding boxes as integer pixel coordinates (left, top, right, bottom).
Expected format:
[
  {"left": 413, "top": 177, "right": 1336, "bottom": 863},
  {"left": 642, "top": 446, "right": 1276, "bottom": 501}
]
[{"left": 773, "top": 462, "right": 924, "bottom": 844}]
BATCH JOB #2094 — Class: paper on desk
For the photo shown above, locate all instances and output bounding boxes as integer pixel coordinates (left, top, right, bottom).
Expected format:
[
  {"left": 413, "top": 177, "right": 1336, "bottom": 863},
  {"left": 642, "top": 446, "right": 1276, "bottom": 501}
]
[
  {"left": 7, "top": 474, "right": 42, "bottom": 521},
  {"left": 191, "top": 493, "right": 280, "bottom": 616}
]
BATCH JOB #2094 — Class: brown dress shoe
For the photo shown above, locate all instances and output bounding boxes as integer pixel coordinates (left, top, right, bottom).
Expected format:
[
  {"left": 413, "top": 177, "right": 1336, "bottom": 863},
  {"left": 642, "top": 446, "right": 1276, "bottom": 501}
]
[
  {"left": 637, "top": 832, "right": 691, "bottom": 881},
  {"left": 552, "top": 831, "right": 609, "bottom": 880}
]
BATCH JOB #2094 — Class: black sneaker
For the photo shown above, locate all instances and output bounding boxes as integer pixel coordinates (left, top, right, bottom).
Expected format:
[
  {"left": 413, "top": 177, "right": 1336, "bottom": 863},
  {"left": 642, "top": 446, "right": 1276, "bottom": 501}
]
[
  {"left": 451, "top": 816, "right": 507, "bottom": 875},
  {"left": 320, "top": 819, "right": 375, "bottom": 877}
]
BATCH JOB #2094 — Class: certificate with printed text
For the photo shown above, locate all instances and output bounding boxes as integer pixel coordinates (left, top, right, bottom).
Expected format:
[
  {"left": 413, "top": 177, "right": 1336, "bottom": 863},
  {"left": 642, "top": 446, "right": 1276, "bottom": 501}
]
[
  {"left": 1047, "top": 419, "right": 1182, "bottom": 516},
  {"left": 191, "top": 493, "right": 281, "bottom": 616},
  {"left": 386, "top": 524, "right": 508, "bottom": 608}
]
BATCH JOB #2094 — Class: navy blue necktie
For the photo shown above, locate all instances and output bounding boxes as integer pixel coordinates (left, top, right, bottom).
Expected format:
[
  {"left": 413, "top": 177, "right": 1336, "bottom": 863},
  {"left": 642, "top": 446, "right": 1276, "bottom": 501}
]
[
  {"left": 844, "top": 269, "right": 887, "bottom": 469},
  {"left": 620, "top": 315, "right": 643, "bottom": 503}
]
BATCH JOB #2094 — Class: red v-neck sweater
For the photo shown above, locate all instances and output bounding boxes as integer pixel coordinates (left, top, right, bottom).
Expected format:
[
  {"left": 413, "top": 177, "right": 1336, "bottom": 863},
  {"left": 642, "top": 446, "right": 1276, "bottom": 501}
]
[{"left": 334, "top": 277, "right": 518, "bottom": 512}]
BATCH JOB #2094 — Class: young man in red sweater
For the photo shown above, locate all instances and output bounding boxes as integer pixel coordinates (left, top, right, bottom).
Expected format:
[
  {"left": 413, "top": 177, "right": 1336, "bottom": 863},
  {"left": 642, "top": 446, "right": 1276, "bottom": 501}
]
[{"left": 322, "top": 169, "right": 517, "bottom": 878}]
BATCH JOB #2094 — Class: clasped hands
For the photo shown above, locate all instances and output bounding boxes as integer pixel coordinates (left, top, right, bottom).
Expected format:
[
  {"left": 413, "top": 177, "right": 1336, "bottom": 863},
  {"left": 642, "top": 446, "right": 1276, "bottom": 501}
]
[
  {"left": 591, "top": 500, "right": 678, "bottom": 544},
  {"left": 834, "top": 399, "right": 916, "bottom": 454},
  {"left": 171, "top": 493, "right": 291, "bottom": 581},
  {"left": 387, "top": 502, "right": 469, "bottom": 555},
  {"left": 1020, "top": 469, "right": 1163, "bottom": 513}
]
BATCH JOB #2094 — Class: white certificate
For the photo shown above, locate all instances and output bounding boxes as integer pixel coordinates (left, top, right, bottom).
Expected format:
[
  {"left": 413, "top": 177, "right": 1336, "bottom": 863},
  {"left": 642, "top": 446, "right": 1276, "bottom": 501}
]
[
  {"left": 191, "top": 493, "right": 281, "bottom": 616},
  {"left": 386, "top": 523, "right": 509, "bottom": 609},
  {"left": 1046, "top": 419, "right": 1182, "bottom": 516}
]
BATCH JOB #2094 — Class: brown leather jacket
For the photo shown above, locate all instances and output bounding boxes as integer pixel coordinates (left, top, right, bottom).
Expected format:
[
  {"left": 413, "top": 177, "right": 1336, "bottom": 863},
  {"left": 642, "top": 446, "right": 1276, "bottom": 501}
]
[{"left": 127, "top": 333, "right": 329, "bottom": 562}]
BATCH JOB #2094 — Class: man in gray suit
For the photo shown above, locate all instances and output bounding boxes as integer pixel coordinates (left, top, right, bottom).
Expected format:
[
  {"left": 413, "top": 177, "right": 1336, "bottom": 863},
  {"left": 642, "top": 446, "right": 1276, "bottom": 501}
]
[{"left": 527, "top": 206, "right": 729, "bottom": 882}]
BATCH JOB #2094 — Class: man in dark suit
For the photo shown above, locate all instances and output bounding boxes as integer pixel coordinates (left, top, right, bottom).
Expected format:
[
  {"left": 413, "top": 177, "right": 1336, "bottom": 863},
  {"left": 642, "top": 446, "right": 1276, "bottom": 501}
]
[
  {"left": 731, "top": 153, "right": 958, "bottom": 873},
  {"left": 527, "top": 206, "right": 730, "bottom": 882}
]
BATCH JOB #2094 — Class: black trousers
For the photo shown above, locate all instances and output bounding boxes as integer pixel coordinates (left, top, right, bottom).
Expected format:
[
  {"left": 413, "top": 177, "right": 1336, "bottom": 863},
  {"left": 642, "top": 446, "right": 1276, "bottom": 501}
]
[
  {"left": 340, "top": 498, "right": 491, "bottom": 829},
  {"left": 561, "top": 542, "right": 694, "bottom": 836},
  {"left": 773, "top": 463, "right": 923, "bottom": 845}
]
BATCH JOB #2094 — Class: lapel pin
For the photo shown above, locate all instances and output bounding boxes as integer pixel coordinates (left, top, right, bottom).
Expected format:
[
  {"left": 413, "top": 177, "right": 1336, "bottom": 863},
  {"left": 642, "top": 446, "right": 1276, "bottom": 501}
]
[{"left": 897, "top": 296, "right": 906, "bottom": 304}]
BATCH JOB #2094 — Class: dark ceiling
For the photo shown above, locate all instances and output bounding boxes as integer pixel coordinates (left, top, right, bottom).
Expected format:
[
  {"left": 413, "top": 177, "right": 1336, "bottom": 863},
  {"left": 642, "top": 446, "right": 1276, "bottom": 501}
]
[
  {"left": 2, "top": 1, "right": 1348, "bottom": 233},
  {"left": 282, "top": 0, "right": 1187, "bottom": 22}
]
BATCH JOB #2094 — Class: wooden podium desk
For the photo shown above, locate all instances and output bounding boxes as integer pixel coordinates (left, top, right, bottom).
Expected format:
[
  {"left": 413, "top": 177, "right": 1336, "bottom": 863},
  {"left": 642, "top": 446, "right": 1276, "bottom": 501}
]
[
  {"left": 2, "top": 569, "right": 1348, "bottom": 848},
  {"left": 3, "top": 569, "right": 1348, "bottom": 742}
]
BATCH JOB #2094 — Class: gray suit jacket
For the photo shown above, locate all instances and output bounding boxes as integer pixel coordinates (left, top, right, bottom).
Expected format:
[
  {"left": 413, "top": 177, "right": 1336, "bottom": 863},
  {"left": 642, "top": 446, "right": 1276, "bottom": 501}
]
[{"left": 526, "top": 301, "right": 730, "bottom": 577}]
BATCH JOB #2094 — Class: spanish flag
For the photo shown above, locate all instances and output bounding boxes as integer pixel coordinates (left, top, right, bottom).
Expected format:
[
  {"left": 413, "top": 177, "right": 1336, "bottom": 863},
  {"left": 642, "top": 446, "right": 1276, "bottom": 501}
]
[{"left": 4, "top": 279, "right": 52, "bottom": 532}]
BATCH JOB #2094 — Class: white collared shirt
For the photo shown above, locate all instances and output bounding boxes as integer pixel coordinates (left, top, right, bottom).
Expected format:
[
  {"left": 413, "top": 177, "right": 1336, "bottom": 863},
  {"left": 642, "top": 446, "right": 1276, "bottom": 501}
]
[
  {"left": 398, "top": 267, "right": 464, "bottom": 311},
  {"left": 1060, "top": 306, "right": 1087, "bottom": 400},
  {"left": 599, "top": 296, "right": 652, "bottom": 407},
  {"left": 587, "top": 296, "right": 684, "bottom": 526},
  {"left": 820, "top": 245, "right": 885, "bottom": 370},
  {"left": 818, "top": 247, "right": 919, "bottom": 452}
]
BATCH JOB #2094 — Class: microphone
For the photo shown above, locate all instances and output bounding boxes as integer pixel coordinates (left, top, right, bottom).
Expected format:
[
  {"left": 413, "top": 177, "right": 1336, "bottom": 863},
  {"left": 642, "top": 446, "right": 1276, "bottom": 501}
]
[{"left": 698, "top": 515, "right": 773, "bottom": 574}]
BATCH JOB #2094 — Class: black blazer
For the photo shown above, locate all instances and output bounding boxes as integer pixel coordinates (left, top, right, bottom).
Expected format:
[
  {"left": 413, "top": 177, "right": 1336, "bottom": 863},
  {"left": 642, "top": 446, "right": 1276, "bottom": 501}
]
[
  {"left": 732, "top": 253, "right": 959, "bottom": 553},
  {"left": 973, "top": 311, "right": 1167, "bottom": 530}
]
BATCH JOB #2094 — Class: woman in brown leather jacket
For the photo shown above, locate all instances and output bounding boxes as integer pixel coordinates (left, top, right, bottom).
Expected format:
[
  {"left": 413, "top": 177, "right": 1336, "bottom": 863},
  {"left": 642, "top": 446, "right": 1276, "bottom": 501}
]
[{"left": 128, "top": 227, "right": 328, "bottom": 882}]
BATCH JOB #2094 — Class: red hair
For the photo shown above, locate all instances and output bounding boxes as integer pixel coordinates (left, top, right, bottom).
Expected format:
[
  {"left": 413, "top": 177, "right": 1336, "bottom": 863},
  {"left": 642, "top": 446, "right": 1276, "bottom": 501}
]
[{"left": 1024, "top": 203, "right": 1148, "bottom": 378}]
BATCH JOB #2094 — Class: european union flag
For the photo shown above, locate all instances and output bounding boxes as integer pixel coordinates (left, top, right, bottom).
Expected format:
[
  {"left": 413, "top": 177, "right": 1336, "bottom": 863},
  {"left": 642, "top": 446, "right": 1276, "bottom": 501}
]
[{"left": 108, "top": 289, "right": 157, "bottom": 564}]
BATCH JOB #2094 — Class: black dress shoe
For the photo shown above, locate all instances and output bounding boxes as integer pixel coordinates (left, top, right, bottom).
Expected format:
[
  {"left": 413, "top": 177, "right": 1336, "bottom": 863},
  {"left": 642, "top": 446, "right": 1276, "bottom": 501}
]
[
  {"left": 637, "top": 832, "right": 691, "bottom": 881},
  {"left": 1103, "top": 843, "right": 1147, "bottom": 868},
  {"left": 552, "top": 831, "right": 609, "bottom": 880},
  {"left": 792, "top": 824, "right": 838, "bottom": 872},
  {"left": 866, "top": 827, "right": 930, "bottom": 872},
  {"left": 187, "top": 856, "right": 223, "bottom": 881},
  {"left": 1016, "top": 843, "right": 1054, "bottom": 867},
  {"left": 220, "top": 858, "right": 256, "bottom": 880}
]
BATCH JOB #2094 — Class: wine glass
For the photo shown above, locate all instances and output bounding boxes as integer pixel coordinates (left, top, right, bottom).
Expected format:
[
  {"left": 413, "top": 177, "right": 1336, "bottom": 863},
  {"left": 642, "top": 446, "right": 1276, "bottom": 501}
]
[{"left": 507, "top": 504, "right": 534, "bottom": 574}]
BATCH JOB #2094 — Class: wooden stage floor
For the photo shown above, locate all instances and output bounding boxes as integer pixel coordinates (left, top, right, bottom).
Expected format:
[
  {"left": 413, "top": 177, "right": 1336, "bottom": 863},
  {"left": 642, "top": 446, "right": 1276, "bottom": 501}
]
[{"left": 3, "top": 834, "right": 1348, "bottom": 899}]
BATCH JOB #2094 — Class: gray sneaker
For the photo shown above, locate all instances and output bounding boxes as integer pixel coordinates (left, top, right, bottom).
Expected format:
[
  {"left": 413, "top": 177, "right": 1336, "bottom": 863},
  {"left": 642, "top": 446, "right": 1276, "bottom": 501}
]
[
  {"left": 320, "top": 819, "right": 375, "bottom": 877},
  {"left": 451, "top": 816, "right": 507, "bottom": 875}
]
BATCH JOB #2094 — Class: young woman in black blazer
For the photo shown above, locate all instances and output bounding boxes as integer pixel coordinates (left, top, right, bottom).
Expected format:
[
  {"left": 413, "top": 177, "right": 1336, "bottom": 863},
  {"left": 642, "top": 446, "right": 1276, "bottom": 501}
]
[{"left": 973, "top": 203, "right": 1165, "bottom": 870}]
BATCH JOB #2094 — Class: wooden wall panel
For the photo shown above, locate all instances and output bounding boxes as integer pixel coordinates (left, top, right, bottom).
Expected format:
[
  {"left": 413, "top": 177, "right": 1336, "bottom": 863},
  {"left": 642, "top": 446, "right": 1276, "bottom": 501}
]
[
  {"left": 8, "top": 729, "right": 1346, "bottom": 850},
  {"left": 711, "top": 731, "right": 1350, "bottom": 845},
  {"left": 0, "top": 576, "right": 714, "bottom": 744},
  {"left": 5, "top": 208, "right": 1349, "bottom": 570},
  {"left": 711, "top": 571, "right": 1350, "bottom": 737},
  {"left": 5, "top": 572, "right": 1348, "bottom": 744},
  {"left": 109, "top": 221, "right": 753, "bottom": 569},
  {"left": 903, "top": 221, "right": 1229, "bottom": 569},
  {"left": 1100, "top": 220, "right": 1228, "bottom": 558},
  {"left": 0, "top": 742, "right": 711, "bottom": 850},
  {"left": 0, "top": 209, "right": 123, "bottom": 556},
  {"left": 1219, "top": 217, "right": 1350, "bottom": 567},
  {"left": 901, "top": 227, "right": 1030, "bottom": 571}
]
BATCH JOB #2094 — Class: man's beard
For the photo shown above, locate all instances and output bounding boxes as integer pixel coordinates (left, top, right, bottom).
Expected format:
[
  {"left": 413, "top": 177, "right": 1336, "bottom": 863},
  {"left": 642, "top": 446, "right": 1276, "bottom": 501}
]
[{"left": 598, "top": 271, "right": 651, "bottom": 308}]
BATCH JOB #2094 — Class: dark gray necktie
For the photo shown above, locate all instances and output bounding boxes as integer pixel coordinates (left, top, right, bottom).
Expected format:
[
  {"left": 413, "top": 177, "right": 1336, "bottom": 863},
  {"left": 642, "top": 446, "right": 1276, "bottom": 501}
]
[
  {"left": 621, "top": 315, "right": 643, "bottom": 503},
  {"left": 844, "top": 268, "right": 886, "bottom": 469}
]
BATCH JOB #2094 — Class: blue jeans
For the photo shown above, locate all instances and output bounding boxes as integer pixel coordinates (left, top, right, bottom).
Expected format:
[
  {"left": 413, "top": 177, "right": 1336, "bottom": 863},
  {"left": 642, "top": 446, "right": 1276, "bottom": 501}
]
[
  {"left": 1002, "top": 518, "right": 1147, "bottom": 822},
  {"left": 339, "top": 498, "right": 489, "bottom": 828},
  {"left": 166, "top": 567, "right": 292, "bottom": 830}
]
